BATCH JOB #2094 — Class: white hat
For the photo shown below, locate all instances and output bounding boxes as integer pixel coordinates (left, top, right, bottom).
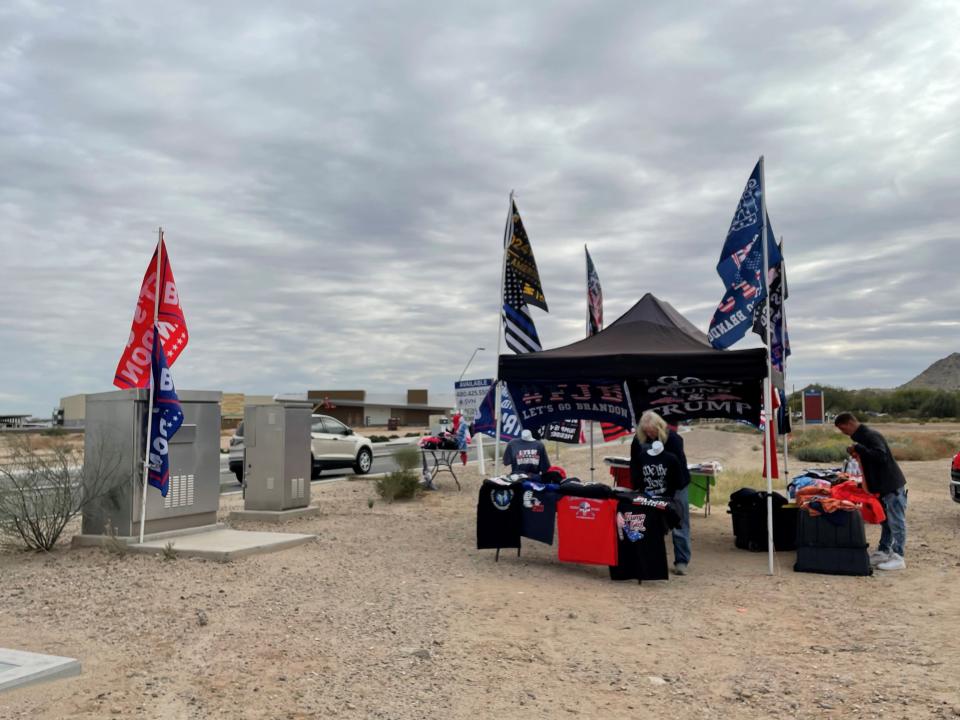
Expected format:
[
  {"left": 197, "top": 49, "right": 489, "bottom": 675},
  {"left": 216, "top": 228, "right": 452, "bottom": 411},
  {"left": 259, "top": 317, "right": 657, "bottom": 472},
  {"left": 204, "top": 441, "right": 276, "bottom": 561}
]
[
  {"left": 520, "top": 429, "right": 534, "bottom": 441},
  {"left": 646, "top": 440, "right": 664, "bottom": 457}
]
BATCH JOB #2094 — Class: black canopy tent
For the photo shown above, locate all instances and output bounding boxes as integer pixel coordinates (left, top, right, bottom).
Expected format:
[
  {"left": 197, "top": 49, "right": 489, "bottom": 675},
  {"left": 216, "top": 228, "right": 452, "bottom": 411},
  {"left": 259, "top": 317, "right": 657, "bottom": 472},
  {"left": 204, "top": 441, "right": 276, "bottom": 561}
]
[{"left": 497, "top": 294, "right": 769, "bottom": 428}]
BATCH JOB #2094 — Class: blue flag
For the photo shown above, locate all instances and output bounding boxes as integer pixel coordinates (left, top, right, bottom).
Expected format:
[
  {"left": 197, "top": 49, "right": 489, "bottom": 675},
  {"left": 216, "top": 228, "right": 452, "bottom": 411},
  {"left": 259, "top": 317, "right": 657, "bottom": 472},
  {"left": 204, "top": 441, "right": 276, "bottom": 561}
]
[
  {"left": 147, "top": 326, "right": 184, "bottom": 496},
  {"left": 708, "top": 161, "right": 782, "bottom": 349},
  {"left": 473, "top": 384, "right": 522, "bottom": 441}
]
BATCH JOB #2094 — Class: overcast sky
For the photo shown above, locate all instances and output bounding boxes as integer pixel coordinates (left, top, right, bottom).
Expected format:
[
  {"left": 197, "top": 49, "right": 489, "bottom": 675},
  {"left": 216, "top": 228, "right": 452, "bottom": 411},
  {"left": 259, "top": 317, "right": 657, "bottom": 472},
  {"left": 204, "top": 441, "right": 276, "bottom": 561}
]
[{"left": 2, "top": 1, "right": 958, "bottom": 414}]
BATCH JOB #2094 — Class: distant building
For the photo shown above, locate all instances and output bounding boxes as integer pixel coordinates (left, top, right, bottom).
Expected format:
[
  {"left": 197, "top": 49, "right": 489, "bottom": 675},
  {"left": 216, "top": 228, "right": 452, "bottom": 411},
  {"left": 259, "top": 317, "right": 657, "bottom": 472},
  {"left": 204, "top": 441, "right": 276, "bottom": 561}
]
[
  {"left": 59, "top": 392, "right": 275, "bottom": 429},
  {"left": 303, "top": 389, "right": 455, "bottom": 427},
  {"left": 0, "top": 414, "right": 31, "bottom": 429}
]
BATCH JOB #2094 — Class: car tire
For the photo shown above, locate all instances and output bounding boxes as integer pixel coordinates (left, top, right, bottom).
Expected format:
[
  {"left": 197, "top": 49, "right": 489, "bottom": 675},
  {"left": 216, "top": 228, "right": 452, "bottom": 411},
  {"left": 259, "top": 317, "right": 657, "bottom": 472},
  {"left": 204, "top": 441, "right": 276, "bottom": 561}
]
[
  {"left": 353, "top": 447, "right": 373, "bottom": 475},
  {"left": 235, "top": 468, "right": 243, "bottom": 483},
  {"left": 310, "top": 454, "right": 321, "bottom": 479}
]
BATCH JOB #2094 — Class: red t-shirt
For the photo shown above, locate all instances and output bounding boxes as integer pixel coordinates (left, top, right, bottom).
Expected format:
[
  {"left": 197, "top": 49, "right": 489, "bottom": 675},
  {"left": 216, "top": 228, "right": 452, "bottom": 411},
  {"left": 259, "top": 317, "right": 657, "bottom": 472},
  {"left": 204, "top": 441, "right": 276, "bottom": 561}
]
[{"left": 557, "top": 497, "right": 618, "bottom": 566}]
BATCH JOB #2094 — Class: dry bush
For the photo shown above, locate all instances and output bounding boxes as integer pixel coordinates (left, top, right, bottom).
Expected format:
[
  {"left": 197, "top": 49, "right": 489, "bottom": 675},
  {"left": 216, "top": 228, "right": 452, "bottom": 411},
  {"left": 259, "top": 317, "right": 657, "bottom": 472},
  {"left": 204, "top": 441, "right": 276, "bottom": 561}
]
[{"left": 0, "top": 435, "right": 124, "bottom": 551}]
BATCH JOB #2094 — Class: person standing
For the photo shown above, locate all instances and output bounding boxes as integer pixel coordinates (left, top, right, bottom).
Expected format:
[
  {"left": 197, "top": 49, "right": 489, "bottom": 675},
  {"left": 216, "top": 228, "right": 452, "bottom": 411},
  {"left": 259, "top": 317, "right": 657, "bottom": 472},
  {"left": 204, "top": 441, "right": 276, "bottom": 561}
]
[
  {"left": 631, "top": 411, "right": 691, "bottom": 575},
  {"left": 834, "top": 412, "right": 908, "bottom": 570}
]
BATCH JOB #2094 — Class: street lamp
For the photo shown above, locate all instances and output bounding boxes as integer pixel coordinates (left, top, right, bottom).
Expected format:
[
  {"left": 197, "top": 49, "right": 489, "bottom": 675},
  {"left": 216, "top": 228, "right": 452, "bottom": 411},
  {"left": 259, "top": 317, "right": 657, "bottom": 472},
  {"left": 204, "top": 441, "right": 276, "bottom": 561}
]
[{"left": 458, "top": 347, "right": 485, "bottom": 382}]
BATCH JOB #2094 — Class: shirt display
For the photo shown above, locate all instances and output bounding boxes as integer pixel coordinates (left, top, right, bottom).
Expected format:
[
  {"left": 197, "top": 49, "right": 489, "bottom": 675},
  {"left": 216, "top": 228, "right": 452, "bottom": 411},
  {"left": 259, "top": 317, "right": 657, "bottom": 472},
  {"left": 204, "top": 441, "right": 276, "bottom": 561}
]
[
  {"left": 503, "top": 438, "right": 551, "bottom": 475},
  {"left": 556, "top": 497, "right": 618, "bottom": 566},
  {"left": 476, "top": 479, "right": 523, "bottom": 550},
  {"left": 633, "top": 450, "right": 683, "bottom": 498},
  {"left": 608, "top": 496, "right": 669, "bottom": 582},
  {"left": 520, "top": 481, "right": 559, "bottom": 545}
]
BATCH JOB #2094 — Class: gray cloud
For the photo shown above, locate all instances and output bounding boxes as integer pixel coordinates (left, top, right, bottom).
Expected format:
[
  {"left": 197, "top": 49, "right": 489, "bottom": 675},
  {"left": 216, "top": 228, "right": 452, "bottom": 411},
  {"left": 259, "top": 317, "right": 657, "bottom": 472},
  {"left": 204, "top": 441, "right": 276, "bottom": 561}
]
[{"left": 1, "top": 0, "right": 958, "bottom": 413}]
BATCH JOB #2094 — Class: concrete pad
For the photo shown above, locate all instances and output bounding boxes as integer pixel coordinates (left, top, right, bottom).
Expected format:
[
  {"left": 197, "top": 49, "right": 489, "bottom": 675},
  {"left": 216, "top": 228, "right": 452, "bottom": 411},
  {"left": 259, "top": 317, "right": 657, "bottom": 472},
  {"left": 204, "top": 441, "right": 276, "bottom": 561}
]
[
  {"left": 229, "top": 506, "right": 322, "bottom": 524},
  {"left": 71, "top": 524, "right": 224, "bottom": 549},
  {"left": 131, "top": 528, "right": 316, "bottom": 562},
  {"left": 0, "top": 648, "right": 81, "bottom": 693}
]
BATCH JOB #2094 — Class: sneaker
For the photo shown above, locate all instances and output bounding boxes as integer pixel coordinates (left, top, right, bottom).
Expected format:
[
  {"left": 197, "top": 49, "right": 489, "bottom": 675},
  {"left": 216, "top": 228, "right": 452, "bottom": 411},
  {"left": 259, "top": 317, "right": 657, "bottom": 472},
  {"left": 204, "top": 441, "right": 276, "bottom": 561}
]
[
  {"left": 673, "top": 563, "right": 688, "bottom": 576},
  {"left": 877, "top": 554, "right": 906, "bottom": 571},
  {"left": 869, "top": 550, "right": 892, "bottom": 566}
]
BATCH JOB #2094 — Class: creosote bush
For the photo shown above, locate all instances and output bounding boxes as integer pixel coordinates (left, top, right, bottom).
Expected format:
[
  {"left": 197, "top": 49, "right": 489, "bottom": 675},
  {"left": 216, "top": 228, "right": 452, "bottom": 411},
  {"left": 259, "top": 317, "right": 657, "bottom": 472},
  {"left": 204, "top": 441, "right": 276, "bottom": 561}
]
[{"left": 374, "top": 445, "right": 423, "bottom": 502}]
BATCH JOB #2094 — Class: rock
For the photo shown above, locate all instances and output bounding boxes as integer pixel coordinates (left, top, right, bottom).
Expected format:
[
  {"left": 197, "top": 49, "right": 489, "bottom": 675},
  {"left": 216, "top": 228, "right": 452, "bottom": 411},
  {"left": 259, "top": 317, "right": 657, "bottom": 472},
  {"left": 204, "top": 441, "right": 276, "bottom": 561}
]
[
  {"left": 196, "top": 609, "right": 209, "bottom": 627},
  {"left": 647, "top": 676, "right": 668, "bottom": 686},
  {"left": 411, "top": 649, "right": 431, "bottom": 660},
  {"left": 568, "top": 612, "right": 578, "bottom": 619}
]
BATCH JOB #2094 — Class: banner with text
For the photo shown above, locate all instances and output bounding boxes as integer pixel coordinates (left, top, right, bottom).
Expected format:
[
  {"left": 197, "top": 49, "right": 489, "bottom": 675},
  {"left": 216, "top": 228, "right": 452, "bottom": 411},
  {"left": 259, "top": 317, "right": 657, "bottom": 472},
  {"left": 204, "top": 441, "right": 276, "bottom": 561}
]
[
  {"left": 505, "top": 381, "right": 633, "bottom": 430},
  {"left": 628, "top": 375, "right": 763, "bottom": 426}
]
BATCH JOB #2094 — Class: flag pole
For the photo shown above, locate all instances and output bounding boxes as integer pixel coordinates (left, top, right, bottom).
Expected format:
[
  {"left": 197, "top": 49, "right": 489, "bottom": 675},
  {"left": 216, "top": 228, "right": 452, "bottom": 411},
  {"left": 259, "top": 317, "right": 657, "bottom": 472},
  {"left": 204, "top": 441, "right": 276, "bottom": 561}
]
[
  {"left": 779, "top": 234, "right": 789, "bottom": 482},
  {"left": 586, "top": 245, "right": 595, "bottom": 483},
  {"left": 138, "top": 227, "right": 163, "bottom": 543},
  {"left": 759, "top": 157, "right": 775, "bottom": 576},
  {"left": 493, "top": 192, "right": 513, "bottom": 477}
]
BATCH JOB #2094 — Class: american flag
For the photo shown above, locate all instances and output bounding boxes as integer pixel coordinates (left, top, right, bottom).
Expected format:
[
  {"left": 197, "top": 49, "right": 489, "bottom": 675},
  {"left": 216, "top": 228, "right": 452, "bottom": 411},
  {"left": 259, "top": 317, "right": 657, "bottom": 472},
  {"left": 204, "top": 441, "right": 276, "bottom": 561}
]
[{"left": 584, "top": 246, "right": 631, "bottom": 442}]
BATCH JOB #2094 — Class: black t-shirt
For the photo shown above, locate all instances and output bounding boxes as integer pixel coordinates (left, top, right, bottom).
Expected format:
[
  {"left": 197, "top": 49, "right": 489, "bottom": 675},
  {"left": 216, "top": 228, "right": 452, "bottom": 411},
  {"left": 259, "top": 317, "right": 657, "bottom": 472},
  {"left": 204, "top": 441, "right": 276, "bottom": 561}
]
[
  {"left": 520, "top": 481, "right": 558, "bottom": 545},
  {"left": 632, "top": 450, "right": 683, "bottom": 498},
  {"left": 476, "top": 479, "right": 523, "bottom": 550},
  {"left": 608, "top": 496, "right": 669, "bottom": 582},
  {"left": 503, "top": 438, "right": 551, "bottom": 475}
]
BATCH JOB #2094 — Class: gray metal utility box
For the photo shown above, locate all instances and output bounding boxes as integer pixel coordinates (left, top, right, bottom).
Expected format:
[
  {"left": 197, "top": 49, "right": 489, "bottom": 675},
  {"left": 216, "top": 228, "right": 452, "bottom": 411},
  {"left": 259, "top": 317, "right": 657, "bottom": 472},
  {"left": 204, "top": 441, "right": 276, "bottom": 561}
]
[
  {"left": 81, "top": 389, "right": 222, "bottom": 537},
  {"left": 243, "top": 402, "right": 312, "bottom": 511}
]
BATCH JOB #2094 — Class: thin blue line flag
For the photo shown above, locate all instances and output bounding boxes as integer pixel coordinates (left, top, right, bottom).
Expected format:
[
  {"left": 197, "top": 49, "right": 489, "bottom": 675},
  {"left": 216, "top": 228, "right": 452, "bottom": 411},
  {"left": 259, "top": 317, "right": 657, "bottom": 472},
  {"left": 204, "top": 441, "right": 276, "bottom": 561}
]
[{"left": 147, "top": 326, "right": 184, "bottom": 496}]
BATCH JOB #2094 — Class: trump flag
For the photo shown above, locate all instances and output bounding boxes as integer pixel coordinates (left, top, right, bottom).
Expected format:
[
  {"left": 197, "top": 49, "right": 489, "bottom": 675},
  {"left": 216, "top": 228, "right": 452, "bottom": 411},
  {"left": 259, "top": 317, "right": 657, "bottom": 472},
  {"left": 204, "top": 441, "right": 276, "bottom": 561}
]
[
  {"left": 115, "top": 237, "right": 188, "bottom": 389},
  {"left": 146, "top": 327, "right": 184, "bottom": 497}
]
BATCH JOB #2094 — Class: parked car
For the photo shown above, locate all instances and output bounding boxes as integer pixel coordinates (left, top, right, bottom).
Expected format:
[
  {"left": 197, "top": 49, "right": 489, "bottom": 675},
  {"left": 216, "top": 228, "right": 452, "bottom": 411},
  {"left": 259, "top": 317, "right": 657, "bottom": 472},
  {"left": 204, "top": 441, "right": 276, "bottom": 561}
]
[
  {"left": 228, "top": 414, "right": 374, "bottom": 482},
  {"left": 951, "top": 451, "right": 960, "bottom": 504}
]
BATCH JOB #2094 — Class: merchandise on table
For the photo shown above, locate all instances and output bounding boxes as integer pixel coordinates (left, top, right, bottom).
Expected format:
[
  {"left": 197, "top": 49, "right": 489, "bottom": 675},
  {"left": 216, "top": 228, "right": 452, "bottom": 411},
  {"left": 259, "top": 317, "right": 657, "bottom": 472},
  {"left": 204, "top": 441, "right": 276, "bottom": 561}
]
[
  {"left": 608, "top": 495, "right": 671, "bottom": 582},
  {"left": 794, "top": 480, "right": 886, "bottom": 525},
  {"left": 556, "top": 496, "right": 618, "bottom": 566},
  {"left": 476, "top": 478, "right": 523, "bottom": 551},
  {"left": 520, "top": 481, "right": 559, "bottom": 545},
  {"left": 556, "top": 479, "right": 614, "bottom": 499}
]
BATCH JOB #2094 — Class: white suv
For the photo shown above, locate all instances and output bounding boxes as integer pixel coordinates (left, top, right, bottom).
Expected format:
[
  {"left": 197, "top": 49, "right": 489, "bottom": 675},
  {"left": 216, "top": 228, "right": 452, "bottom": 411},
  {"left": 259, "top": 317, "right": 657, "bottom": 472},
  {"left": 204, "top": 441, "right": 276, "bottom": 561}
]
[{"left": 228, "top": 414, "right": 374, "bottom": 482}]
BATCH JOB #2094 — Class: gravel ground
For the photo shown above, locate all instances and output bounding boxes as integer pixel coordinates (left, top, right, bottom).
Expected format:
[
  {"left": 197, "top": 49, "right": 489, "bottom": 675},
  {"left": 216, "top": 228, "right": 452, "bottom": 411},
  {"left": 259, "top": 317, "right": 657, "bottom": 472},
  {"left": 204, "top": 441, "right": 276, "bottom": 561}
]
[{"left": 1, "top": 426, "right": 959, "bottom": 719}]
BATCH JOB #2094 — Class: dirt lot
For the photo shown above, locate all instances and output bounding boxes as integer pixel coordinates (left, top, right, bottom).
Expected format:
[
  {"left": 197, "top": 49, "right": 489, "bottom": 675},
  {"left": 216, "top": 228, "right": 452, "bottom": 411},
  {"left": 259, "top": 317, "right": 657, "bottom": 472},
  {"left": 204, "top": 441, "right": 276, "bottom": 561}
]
[{"left": 2, "top": 427, "right": 959, "bottom": 719}]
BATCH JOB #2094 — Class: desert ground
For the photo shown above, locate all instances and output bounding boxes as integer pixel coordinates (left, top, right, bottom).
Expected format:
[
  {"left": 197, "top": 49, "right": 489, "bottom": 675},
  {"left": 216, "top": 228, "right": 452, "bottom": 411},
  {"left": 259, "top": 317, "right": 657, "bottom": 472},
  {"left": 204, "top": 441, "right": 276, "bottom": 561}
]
[{"left": 2, "top": 426, "right": 959, "bottom": 719}]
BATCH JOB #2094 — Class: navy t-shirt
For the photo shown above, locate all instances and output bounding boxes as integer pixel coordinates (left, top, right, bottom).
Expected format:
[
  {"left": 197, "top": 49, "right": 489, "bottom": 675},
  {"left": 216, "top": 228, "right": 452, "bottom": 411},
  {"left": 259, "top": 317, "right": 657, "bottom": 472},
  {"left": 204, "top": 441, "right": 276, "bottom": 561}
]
[
  {"left": 520, "top": 481, "right": 558, "bottom": 545},
  {"left": 503, "top": 438, "right": 551, "bottom": 475}
]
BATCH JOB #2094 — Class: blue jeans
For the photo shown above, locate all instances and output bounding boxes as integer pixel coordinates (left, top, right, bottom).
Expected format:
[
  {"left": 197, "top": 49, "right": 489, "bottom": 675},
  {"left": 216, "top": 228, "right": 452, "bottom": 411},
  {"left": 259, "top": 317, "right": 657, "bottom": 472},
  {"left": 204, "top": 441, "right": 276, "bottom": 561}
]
[
  {"left": 672, "top": 484, "right": 692, "bottom": 565},
  {"left": 878, "top": 488, "right": 908, "bottom": 557}
]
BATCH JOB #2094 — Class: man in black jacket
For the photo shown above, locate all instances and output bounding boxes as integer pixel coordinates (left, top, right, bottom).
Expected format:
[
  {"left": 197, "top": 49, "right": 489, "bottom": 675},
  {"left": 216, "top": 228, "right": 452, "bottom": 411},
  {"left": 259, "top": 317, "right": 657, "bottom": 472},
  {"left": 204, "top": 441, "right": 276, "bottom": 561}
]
[{"left": 835, "top": 412, "right": 907, "bottom": 570}]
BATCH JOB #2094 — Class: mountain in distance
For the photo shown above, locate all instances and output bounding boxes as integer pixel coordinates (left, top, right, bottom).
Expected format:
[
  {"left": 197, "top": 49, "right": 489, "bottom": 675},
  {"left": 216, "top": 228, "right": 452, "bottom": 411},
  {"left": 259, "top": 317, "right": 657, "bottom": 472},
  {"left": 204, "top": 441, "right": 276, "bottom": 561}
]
[{"left": 899, "top": 352, "right": 960, "bottom": 391}]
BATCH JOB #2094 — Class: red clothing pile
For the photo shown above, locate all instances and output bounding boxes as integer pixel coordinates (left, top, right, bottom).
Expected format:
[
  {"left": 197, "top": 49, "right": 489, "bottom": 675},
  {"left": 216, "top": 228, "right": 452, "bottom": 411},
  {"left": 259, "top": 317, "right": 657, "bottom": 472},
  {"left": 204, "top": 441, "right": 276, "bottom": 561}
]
[{"left": 796, "top": 480, "right": 885, "bottom": 524}]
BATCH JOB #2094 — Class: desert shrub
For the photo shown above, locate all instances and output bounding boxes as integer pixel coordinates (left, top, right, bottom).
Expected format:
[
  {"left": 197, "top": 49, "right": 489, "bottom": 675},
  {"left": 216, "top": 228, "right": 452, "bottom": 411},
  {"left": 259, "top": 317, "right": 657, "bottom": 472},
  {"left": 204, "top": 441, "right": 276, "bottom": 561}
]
[
  {"left": 374, "top": 446, "right": 424, "bottom": 502},
  {"left": 0, "top": 435, "right": 124, "bottom": 551},
  {"left": 715, "top": 422, "right": 760, "bottom": 434},
  {"left": 885, "top": 433, "right": 957, "bottom": 461},
  {"left": 368, "top": 435, "right": 388, "bottom": 443},
  {"left": 794, "top": 444, "right": 848, "bottom": 463},
  {"left": 388, "top": 434, "right": 399, "bottom": 440},
  {"left": 42, "top": 428, "right": 68, "bottom": 438},
  {"left": 393, "top": 446, "right": 422, "bottom": 472},
  {"left": 375, "top": 471, "right": 421, "bottom": 502},
  {"left": 404, "top": 432, "right": 420, "bottom": 438}
]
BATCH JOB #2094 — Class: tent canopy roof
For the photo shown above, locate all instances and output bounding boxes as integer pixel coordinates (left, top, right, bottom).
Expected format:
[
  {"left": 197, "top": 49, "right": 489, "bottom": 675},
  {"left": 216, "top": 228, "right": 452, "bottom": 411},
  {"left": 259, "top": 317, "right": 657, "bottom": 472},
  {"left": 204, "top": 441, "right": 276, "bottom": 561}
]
[{"left": 498, "top": 293, "right": 768, "bottom": 381}]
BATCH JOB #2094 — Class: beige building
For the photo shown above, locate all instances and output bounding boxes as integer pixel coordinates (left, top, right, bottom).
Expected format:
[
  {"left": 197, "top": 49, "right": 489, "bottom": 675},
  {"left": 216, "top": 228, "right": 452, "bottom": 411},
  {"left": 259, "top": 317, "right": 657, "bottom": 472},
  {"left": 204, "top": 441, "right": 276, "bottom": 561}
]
[{"left": 305, "top": 389, "right": 455, "bottom": 427}]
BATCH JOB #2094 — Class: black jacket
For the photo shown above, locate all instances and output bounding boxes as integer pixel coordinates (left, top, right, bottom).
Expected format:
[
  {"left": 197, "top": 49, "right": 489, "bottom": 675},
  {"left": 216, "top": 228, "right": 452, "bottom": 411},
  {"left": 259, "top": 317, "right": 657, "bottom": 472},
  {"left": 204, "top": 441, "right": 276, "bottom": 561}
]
[
  {"left": 851, "top": 424, "right": 906, "bottom": 496},
  {"left": 630, "top": 429, "right": 690, "bottom": 491}
]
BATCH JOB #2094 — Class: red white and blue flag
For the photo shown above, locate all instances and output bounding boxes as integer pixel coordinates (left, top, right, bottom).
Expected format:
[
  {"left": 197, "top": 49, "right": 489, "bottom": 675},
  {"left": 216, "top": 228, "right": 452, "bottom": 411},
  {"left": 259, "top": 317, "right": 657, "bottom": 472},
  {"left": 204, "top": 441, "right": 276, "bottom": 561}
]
[
  {"left": 584, "top": 246, "right": 632, "bottom": 442},
  {"left": 707, "top": 160, "right": 782, "bottom": 350},
  {"left": 114, "top": 237, "right": 188, "bottom": 389},
  {"left": 146, "top": 326, "right": 184, "bottom": 497}
]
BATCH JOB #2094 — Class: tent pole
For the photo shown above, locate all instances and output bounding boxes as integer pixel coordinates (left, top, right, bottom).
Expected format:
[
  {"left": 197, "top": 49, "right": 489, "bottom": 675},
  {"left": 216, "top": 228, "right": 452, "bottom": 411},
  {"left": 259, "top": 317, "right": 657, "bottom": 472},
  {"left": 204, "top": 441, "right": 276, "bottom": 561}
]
[
  {"left": 759, "top": 156, "right": 775, "bottom": 576},
  {"left": 493, "top": 191, "right": 513, "bottom": 477}
]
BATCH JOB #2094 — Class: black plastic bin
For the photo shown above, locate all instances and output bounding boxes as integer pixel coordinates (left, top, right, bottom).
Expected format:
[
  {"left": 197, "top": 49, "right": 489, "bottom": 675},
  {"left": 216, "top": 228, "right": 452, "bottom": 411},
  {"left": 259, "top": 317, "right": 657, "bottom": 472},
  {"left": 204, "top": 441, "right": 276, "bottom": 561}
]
[
  {"left": 728, "top": 489, "right": 797, "bottom": 552},
  {"left": 793, "top": 511, "right": 871, "bottom": 576}
]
